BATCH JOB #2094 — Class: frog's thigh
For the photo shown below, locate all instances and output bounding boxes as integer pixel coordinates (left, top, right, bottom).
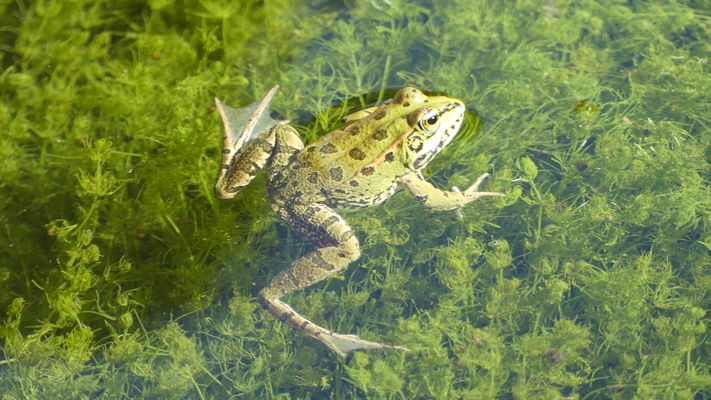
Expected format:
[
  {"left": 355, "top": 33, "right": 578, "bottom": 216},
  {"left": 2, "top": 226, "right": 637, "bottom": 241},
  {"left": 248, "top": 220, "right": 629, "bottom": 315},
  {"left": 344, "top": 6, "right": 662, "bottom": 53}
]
[
  {"left": 270, "top": 124, "right": 304, "bottom": 168},
  {"left": 260, "top": 203, "right": 360, "bottom": 299},
  {"left": 216, "top": 131, "right": 276, "bottom": 198}
]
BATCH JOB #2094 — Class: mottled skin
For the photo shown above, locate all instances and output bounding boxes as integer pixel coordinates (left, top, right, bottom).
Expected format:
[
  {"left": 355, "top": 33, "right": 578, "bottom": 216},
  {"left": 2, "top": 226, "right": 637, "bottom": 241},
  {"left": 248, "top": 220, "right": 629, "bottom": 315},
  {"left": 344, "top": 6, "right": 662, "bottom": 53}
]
[{"left": 215, "top": 87, "right": 502, "bottom": 357}]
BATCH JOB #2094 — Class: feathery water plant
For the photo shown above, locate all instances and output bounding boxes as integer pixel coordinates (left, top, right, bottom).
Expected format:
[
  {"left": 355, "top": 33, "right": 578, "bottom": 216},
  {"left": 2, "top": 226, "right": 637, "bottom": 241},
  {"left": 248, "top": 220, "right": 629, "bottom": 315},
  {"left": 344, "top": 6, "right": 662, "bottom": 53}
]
[{"left": 1, "top": 0, "right": 709, "bottom": 398}]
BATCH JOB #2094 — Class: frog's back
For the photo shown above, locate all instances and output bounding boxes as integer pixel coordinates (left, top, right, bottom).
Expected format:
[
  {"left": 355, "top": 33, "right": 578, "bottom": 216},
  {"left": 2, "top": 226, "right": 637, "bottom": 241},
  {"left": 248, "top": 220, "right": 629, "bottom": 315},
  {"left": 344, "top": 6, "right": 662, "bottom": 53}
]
[{"left": 269, "top": 114, "right": 410, "bottom": 209}]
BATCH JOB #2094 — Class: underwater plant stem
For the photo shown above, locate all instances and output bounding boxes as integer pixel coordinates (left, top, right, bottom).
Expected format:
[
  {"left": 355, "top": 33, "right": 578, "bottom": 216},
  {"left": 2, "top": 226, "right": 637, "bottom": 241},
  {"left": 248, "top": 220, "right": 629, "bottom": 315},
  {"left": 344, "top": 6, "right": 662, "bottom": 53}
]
[
  {"left": 378, "top": 55, "right": 391, "bottom": 104},
  {"left": 160, "top": 213, "right": 195, "bottom": 260},
  {"left": 351, "top": 54, "right": 365, "bottom": 107},
  {"left": 188, "top": 373, "right": 206, "bottom": 400},
  {"left": 75, "top": 198, "right": 99, "bottom": 234},
  {"left": 75, "top": 157, "right": 104, "bottom": 233},
  {"left": 536, "top": 204, "right": 543, "bottom": 244}
]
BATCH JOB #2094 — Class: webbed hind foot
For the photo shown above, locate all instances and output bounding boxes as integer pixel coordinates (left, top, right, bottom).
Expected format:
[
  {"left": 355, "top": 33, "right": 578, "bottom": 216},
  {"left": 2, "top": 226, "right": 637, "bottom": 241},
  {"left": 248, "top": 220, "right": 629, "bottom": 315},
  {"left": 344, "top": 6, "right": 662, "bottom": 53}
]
[{"left": 319, "top": 331, "right": 410, "bottom": 359}]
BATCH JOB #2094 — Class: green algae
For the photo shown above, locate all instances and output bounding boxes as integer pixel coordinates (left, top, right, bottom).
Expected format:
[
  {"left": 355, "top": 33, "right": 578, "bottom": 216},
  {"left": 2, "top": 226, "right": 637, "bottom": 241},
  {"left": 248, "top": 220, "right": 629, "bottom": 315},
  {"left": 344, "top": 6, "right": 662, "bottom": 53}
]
[{"left": 0, "top": 0, "right": 709, "bottom": 398}]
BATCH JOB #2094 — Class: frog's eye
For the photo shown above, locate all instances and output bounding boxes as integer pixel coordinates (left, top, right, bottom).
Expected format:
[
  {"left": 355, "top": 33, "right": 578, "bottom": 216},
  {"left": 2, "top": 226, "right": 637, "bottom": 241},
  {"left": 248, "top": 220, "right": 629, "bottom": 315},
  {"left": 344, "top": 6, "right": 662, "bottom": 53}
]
[{"left": 418, "top": 110, "right": 440, "bottom": 134}]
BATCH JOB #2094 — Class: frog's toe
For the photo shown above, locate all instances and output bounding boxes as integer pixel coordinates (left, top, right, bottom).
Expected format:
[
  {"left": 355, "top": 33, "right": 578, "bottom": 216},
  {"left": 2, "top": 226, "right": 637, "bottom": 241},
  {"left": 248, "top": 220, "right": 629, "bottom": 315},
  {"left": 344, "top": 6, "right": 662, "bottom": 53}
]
[
  {"left": 321, "top": 332, "right": 409, "bottom": 358},
  {"left": 467, "top": 172, "right": 491, "bottom": 192},
  {"left": 464, "top": 173, "right": 504, "bottom": 199}
]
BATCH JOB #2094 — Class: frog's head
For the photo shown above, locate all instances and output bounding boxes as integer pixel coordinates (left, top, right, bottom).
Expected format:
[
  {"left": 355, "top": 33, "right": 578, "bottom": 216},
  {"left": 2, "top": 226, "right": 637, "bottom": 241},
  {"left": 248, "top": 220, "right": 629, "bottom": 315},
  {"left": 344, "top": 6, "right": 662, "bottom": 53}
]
[{"left": 391, "top": 87, "right": 465, "bottom": 171}]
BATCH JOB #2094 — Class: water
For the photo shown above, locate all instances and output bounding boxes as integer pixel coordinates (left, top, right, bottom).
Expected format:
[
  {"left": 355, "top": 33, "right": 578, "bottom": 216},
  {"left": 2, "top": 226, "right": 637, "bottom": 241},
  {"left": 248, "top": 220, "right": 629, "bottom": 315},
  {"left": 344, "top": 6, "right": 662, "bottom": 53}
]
[{"left": 0, "top": 0, "right": 709, "bottom": 398}]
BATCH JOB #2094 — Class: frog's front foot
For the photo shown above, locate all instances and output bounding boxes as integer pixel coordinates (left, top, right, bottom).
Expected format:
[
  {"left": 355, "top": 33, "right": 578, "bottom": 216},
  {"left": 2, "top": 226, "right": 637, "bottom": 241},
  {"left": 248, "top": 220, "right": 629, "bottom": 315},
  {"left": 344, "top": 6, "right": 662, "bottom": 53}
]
[
  {"left": 451, "top": 173, "right": 504, "bottom": 218},
  {"left": 464, "top": 173, "right": 504, "bottom": 197}
]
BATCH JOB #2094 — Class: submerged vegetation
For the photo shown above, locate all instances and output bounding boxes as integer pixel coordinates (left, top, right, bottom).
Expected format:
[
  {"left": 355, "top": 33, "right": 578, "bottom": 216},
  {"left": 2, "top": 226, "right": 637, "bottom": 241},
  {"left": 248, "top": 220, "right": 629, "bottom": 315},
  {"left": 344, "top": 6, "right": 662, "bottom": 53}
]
[{"left": 0, "top": 0, "right": 709, "bottom": 398}]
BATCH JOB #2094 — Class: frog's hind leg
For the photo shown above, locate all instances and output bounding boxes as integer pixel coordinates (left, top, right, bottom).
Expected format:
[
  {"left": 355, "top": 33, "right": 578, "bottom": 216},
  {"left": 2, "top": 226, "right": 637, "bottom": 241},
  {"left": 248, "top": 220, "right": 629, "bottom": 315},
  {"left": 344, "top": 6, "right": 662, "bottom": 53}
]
[
  {"left": 216, "top": 121, "right": 304, "bottom": 199},
  {"left": 216, "top": 86, "right": 280, "bottom": 167},
  {"left": 215, "top": 128, "right": 277, "bottom": 199},
  {"left": 258, "top": 202, "right": 408, "bottom": 358},
  {"left": 214, "top": 86, "right": 282, "bottom": 199}
]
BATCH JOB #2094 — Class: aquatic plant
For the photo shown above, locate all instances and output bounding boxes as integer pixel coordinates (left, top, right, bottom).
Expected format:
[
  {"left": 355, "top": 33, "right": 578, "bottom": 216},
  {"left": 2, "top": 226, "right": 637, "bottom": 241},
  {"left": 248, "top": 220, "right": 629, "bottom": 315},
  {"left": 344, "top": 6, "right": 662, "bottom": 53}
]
[{"left": 0, "top": 0, "right": 708, "bottom": 398}]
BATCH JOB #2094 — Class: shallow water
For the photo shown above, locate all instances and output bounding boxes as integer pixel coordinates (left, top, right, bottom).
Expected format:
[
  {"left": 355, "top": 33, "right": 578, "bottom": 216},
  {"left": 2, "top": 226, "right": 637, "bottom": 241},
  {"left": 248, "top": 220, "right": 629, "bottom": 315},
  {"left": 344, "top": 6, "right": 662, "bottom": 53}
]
[{"left": 0, "top": 0, "right": 709, "bottom": 398}]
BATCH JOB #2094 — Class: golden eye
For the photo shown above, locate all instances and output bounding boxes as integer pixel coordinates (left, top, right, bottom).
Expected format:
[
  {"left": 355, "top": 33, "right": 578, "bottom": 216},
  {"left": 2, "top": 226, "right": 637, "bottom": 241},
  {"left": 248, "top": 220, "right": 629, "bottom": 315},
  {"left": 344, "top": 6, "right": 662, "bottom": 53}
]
[{"left": 418, "top": 110, "right": 440, "bottom": 134}]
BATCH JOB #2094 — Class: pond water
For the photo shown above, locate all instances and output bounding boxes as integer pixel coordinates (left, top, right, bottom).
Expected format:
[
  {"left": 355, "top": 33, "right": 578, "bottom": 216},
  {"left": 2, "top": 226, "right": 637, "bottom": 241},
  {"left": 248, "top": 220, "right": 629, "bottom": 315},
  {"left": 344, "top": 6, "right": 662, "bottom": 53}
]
[{"left": 0, "top": 1, "right": 709, "bottom": 398}]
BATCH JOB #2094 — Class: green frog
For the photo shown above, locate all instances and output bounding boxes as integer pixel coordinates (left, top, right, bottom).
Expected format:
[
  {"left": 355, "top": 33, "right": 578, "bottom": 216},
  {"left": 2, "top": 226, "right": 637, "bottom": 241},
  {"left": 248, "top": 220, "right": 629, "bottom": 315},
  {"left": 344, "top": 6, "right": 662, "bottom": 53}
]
[{"left": 215, "top": 86, "right": 502, "bottom": 358}]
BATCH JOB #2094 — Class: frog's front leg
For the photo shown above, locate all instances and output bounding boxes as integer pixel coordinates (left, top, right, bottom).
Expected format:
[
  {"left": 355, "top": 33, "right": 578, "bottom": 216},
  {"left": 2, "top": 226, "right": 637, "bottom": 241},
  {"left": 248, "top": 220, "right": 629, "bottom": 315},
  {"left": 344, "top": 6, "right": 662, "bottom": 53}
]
[
  {"left": 401, "top": 171, "right": 503, "bottom": 212},
  {"left": 258, "top": 202, "right": 408, "bottom": 358}
]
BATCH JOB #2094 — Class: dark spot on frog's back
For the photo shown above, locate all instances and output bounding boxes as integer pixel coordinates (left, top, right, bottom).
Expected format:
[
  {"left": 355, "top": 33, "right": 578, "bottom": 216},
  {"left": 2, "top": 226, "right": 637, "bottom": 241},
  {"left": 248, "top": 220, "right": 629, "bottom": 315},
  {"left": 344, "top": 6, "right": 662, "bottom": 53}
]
[
  {"left": 372, "top": 129, "right": 388, "bottom": 141},
  {"left": 320, "top": 143, "right": 338, "bottom": 154},
  {"left": 348, "top": 147, "right": 366, "bottom": 160},
  {"left": 361, "top": 166, "right": 375, "bottom": 176},
  {"left": 329, "top": 167, "right": 343, "bottom": 181},
  {"left": 384, "top": 152, "right": 395, "bottom": 162},
  {"left": 372, "top": 110, "right": 387, "bottom": 120},
  {"left": 323, "top": 215, "right": 339, "bottom": 227},
  {"left": 307, "top": 171, "right": 318, "bottom": 184},
  {"left": 349, "top": 180, "right": 359, "bottom": 187}
]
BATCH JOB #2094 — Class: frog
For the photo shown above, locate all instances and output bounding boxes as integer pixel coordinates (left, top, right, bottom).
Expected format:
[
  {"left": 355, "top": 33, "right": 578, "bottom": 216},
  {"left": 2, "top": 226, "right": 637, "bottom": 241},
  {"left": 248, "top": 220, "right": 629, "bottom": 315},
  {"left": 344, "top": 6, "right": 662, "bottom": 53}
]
[{"left": 214, "top": 86, "right": 503, "bottom": 358}]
